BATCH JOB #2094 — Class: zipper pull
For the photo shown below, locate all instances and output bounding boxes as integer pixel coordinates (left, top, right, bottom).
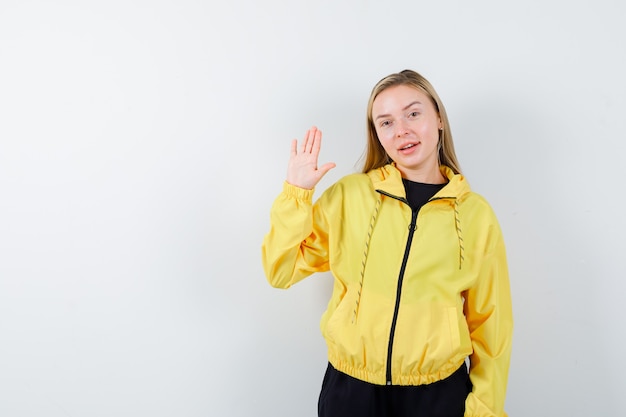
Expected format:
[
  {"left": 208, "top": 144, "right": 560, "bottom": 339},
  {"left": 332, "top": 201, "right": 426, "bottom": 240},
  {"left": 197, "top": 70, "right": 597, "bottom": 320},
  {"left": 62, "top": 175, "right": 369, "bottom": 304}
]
[{"left": 408, "top": 209, "right": 418, "bottom": 231}]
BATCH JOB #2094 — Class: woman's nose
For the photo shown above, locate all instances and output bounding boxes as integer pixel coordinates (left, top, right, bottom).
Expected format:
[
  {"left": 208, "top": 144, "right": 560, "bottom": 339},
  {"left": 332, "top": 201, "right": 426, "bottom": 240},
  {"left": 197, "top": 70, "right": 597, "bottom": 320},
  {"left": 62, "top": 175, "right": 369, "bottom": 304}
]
[{"left": 395, "top": 120, "right": 409, "bottom": 137}]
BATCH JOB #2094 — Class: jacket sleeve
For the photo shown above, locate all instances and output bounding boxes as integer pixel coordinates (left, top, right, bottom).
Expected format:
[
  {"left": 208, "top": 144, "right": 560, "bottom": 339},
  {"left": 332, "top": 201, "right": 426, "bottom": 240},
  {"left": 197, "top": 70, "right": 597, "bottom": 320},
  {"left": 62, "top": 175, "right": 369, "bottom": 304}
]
[
  {"left": 464, "top": 221, "right": 513, "bottom": 417},
  {"left": 261, "top": 182, "right": 331, "bottom": 288}
]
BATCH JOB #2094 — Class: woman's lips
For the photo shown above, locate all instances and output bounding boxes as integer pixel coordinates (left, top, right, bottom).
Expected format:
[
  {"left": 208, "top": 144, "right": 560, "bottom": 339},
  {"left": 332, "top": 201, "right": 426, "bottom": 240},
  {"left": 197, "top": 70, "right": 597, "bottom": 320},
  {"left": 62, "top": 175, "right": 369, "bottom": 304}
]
[{"left": 399, "top": 142, "right": 419, "bottom": 154}]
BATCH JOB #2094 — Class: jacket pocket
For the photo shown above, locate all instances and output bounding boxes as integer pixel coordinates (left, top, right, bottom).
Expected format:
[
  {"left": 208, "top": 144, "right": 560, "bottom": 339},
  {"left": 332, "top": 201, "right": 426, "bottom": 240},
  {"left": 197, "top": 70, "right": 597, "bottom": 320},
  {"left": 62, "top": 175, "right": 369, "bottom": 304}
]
[
  {"left": 324, "top": 288, "right": 358, "bottom": 345},
  {"left": 393, "top": 304, "right": 463, "bottom": 370},
  {"left": 446, "top": 306, "right": 461, "bottom": 353}
]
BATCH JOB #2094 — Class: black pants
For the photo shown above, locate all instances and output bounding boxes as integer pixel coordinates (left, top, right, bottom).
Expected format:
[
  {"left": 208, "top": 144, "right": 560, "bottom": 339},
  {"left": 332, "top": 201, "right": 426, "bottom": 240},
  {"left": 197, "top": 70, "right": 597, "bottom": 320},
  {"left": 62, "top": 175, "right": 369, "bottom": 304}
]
[{"left": 318, "top": 363, "right": 471, "bottom": 417}]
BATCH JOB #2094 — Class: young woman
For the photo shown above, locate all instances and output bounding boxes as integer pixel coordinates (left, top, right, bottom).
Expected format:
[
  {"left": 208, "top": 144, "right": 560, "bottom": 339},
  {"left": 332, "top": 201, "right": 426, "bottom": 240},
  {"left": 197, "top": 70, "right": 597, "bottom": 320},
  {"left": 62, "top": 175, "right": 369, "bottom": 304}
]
[{"left": 262, "top": 70, "right": 513, "bottom": 417}]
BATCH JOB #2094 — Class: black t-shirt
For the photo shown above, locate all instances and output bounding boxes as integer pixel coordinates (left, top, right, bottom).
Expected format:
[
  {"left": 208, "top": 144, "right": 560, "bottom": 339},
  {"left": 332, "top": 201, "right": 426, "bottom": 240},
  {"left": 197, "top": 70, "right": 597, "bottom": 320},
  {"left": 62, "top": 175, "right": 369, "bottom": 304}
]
[{"left": 402, "top": 178, "right": 447, "bottom": 211}]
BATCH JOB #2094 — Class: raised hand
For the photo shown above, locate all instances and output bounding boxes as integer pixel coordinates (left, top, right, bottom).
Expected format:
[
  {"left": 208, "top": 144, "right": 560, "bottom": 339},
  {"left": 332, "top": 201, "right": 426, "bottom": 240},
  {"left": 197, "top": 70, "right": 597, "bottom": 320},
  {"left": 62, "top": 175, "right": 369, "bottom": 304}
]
[{"left": 286, "top": 126, "right": 336, "bottom": 190}]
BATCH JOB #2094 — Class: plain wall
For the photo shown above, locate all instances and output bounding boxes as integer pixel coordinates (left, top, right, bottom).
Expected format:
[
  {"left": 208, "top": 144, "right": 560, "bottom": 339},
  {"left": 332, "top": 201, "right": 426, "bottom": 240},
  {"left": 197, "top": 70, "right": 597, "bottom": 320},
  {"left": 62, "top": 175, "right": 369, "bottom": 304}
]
[{"left": 1, "top": 0, "right": 624, "bottom": 415}]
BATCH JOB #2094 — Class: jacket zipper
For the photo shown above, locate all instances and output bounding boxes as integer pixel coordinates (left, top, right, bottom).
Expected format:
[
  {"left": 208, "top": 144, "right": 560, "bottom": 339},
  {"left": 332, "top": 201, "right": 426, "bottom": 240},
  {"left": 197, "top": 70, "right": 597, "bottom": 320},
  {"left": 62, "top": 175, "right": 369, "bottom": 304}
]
[
  {"left": 377, "top": 189, "right": 419, "bottom": 385},
  {"left": 385, "top": 206, "right": 418, "bottom": 385}
]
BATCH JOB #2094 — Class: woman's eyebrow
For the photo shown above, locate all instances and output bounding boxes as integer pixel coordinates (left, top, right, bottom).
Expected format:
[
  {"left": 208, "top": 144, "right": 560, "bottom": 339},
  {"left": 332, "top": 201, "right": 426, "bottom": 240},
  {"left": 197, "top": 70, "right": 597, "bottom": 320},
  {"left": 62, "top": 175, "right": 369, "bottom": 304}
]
[
  {"left": 403, "top": 100, "right": 422, "bottom": 110},
  {"left": 374, "top": 101, "right": 422, "bottom": 121}
]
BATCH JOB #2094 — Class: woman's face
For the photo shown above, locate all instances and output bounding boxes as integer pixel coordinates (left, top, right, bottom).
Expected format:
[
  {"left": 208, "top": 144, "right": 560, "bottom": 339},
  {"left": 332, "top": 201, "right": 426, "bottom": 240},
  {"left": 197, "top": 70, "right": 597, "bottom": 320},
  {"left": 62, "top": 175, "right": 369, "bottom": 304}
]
[{"left": 372, "top": 84, "right": 442, "bottom": 182}]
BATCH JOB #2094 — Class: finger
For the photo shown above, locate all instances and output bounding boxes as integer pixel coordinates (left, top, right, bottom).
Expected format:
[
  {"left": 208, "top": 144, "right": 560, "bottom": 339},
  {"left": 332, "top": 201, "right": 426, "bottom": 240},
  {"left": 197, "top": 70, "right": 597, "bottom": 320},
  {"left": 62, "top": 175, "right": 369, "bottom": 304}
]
[
  {"left": 316, "top": 162, "right": 336, "bottom": 178},
  {"left": 299, "top": 131, "right": 307, "bottom": 154},
  {"left": 304, "top": 126, "right": 317, "bottom": 153},
  {"left": 302, "top": 128, "right": 311, "bottom": 154},
  {"left": 311, "top": 129, "right": 323, "bottom": 157},
  {"left": 290, "top": 139, "right": 297, "bottom": 157}
]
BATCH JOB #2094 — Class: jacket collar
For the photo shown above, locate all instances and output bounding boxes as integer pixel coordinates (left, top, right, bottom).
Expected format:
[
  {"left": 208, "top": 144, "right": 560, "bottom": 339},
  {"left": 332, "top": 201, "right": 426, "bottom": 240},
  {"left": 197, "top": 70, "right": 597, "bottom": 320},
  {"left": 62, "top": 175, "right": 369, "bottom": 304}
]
[{"left": 367, "top": 163, "right": 470, "bottom": 200}]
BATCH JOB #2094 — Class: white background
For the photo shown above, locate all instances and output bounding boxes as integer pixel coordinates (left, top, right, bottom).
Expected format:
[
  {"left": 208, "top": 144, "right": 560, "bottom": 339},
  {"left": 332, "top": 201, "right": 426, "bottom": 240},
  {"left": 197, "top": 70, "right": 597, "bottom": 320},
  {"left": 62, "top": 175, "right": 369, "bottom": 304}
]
[{"left": 1, "top": 0, "right": 624, "bottom": 416}]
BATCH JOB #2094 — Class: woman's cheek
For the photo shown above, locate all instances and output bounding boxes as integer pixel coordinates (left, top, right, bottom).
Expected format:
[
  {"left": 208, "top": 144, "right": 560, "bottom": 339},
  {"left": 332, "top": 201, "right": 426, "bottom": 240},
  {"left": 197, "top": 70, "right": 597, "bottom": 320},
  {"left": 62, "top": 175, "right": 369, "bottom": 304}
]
[{"left": 378, "top": 130, "right": 392, "bottom": 144}]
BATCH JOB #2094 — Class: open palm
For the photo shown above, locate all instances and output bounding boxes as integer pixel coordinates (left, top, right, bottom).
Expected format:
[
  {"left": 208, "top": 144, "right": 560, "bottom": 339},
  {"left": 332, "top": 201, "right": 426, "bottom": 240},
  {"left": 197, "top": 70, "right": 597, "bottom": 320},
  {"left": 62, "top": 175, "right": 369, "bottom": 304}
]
[{"left": 286, "top": 126, "right": 336, "bottom": 190}]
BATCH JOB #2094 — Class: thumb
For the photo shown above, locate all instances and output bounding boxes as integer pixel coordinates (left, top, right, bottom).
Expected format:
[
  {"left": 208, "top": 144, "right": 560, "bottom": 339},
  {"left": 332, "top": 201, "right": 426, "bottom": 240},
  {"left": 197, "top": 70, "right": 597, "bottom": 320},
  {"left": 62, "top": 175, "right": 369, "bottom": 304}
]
[{"left": 317, "top": 162, "right": 336, "bottom": 177}]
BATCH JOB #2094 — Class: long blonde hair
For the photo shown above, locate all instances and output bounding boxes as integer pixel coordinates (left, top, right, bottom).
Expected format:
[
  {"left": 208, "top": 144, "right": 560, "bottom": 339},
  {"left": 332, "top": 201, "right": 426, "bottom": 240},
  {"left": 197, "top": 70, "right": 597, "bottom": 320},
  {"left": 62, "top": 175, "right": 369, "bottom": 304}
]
[{"left": 361, "top": 70, "right": 462, "bottom": 174}]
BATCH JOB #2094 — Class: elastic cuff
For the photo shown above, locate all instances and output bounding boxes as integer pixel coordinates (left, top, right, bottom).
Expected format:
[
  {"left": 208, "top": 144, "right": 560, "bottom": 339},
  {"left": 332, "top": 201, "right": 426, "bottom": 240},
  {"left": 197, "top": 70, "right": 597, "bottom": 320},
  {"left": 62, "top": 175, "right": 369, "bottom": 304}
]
[{"left": 282, "top": 181, "right": 314, "bottom": 202}]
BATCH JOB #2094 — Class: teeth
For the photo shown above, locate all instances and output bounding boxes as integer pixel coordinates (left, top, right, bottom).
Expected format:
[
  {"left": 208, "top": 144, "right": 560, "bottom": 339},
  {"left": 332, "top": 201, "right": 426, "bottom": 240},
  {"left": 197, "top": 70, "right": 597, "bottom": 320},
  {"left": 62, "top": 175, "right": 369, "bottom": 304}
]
[{"left": 401, "top": 144, "right": 415, "bottom": 150}]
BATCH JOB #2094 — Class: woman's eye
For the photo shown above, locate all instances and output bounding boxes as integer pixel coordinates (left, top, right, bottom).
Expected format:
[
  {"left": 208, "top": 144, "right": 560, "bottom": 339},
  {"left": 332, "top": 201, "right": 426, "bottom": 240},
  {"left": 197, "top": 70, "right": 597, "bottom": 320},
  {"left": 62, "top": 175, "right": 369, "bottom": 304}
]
[
  {"left": 381, "top": 120, "right": 391, "bottom": 127},
  {"left": 409, "top": 111, "right": 419, "bottom": 118}
]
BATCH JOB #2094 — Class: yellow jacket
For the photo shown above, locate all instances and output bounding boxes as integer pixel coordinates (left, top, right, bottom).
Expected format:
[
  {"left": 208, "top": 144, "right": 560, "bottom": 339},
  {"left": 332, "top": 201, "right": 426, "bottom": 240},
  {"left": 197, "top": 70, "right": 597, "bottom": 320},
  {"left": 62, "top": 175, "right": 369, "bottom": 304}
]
[{"left": 262, "top": 164, "right": 513, "bottom": 417}]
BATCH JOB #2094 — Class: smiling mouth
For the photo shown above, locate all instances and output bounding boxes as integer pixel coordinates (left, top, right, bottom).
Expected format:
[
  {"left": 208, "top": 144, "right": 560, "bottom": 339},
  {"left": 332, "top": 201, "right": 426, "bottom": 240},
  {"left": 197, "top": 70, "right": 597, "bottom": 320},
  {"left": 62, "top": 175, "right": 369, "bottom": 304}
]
[{"left": 400, "top": 143, "right": 417, "bottom": 150}]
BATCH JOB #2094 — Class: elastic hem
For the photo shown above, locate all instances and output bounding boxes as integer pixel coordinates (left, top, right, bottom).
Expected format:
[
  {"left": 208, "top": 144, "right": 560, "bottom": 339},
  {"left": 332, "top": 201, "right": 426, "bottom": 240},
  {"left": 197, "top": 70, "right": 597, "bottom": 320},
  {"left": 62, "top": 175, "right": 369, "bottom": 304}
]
[{"left": 328, "top": 350, "right": 466, "bottom": 386}]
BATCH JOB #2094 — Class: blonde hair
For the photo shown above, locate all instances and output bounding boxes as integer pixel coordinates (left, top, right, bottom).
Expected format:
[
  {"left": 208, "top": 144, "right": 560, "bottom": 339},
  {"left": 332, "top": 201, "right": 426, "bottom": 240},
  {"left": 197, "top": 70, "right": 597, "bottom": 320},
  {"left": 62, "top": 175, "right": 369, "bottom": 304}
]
[{"left": 361, "top": 69, "right": 462, "bottom": 174}]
